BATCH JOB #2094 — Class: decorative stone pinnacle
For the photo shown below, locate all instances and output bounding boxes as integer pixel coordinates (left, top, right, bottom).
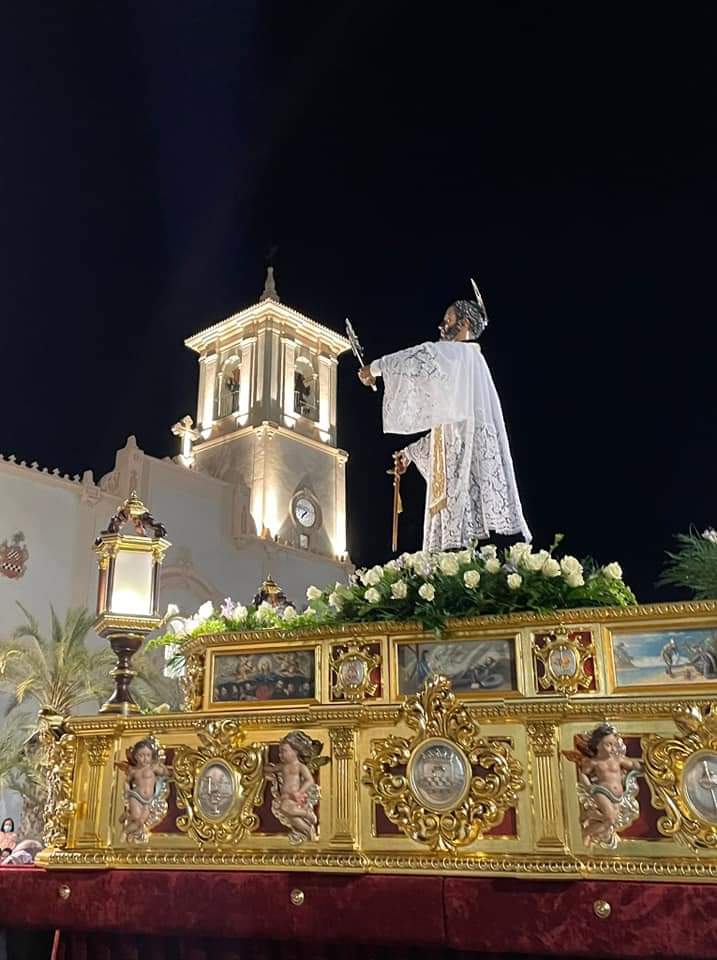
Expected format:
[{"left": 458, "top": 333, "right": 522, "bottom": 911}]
[{"left": 260, "top": 265, "right": 280, "bottom": 302}]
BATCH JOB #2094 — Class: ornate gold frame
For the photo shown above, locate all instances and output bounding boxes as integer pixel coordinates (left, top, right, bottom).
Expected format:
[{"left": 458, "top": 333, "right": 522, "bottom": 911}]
[
  {"left": 532, "top": 626, "right": 596, "bottom": 696},
  {"left": 604, "top": 618, "right": 717, "bottom": 695},
  {"left": 391, "top": 630, "right": 525, "bottom": 701},
  {"left": 204, "top": 640, "right": 321, "bottom": 710}
]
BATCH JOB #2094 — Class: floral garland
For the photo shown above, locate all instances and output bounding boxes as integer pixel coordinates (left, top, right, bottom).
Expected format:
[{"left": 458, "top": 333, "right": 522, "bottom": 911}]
[{"left": 148, "top": 537, "right": 635, "bottom": 651}]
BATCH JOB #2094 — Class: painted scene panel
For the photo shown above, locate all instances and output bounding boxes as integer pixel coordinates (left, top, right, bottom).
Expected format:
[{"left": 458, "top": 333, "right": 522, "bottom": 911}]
[
  {"left": 397, "top": 638, "right": 517, "bottom": 696},
  {"left": 611, "top": 628, "right": 717, "bottom": 689},
  {"left": 212, "top": 649, "right": 316, "bottom": 703}
]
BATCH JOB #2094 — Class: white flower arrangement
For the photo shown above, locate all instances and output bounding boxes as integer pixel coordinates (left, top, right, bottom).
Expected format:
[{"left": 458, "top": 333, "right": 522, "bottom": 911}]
[{"left": 150, "top": 537, "right": 635, "bottom": 648}]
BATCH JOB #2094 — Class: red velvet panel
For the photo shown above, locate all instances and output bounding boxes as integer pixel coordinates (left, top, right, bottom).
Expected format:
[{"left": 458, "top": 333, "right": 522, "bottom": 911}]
[
  {"left": 3, "top": 868, "right": 717, "bottom": 958},
  {"left": 0, "top": 868, "right": 444, "bottom": 945},
  {"left": 445, "top": 877, "right": 717, "bottom": 959}
]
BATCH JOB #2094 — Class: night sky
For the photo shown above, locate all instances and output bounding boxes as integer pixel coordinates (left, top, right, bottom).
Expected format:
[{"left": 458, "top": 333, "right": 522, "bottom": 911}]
[{"left": 2, "top": 4, "right": 715, "bottom": 601}]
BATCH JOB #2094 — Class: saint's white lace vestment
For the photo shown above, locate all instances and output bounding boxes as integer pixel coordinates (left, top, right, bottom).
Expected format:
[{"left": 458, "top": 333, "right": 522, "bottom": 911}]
[{"left": 371, "top": 341, "right": 530, "bottom": 551}]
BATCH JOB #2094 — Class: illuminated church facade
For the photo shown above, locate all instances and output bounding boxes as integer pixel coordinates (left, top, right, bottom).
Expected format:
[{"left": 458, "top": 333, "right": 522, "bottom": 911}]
[{"left": 0, "top": 271, "right": 352, "bottom": 639}]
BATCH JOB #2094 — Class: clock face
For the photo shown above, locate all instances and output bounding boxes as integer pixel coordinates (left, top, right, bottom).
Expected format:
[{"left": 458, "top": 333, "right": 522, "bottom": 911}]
[{"left": 294, "top": 497, "right": 317, "bottom": 528}]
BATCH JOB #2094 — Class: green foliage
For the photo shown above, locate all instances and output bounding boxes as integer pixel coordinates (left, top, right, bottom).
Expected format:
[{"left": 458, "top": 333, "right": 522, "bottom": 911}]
[{"left": 658, "top": 529, "right": 717, "bottom": 599}]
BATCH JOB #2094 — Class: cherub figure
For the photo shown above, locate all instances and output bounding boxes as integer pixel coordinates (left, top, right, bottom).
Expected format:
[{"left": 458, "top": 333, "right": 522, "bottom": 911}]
[
  {"left": 563, "top": 722, "right": 642, "bottom": 850},
  {"left": 264, "top": 731, "right": 328, "bottom": 844},
  {"left": 117, "top": 737, "right": 171, "bottom": 844}
]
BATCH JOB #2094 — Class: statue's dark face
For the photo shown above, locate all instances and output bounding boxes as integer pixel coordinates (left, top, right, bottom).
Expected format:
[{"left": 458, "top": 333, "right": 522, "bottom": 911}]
[{"left": 439, "top": 306, "right": 465, "bottom": 341}]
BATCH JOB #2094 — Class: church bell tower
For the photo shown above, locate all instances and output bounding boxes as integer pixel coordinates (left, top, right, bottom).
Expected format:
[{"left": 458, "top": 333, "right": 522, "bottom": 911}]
[{"left": 177, "top": 269, "right": 350, "bottom": 562}]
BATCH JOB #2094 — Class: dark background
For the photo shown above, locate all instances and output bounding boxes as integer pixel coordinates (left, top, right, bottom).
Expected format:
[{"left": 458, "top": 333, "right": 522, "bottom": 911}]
[{"left": 1, "top": 3, "right": 715, "bottom": 600}]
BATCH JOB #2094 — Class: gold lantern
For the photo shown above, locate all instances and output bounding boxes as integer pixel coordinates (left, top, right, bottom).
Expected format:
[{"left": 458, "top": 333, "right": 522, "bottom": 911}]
[{"left": 94, "top": 492, "right": 170, "bottom": 715}]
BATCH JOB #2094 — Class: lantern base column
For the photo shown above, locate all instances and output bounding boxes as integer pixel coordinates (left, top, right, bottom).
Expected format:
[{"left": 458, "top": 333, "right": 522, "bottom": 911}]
[{"left": 99, "top": 632, "right": 144, "bottom": 715}]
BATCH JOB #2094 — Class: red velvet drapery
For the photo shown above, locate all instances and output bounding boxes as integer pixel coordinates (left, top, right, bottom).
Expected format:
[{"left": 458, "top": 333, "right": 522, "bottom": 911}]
[{"left": 0, "top": 867, "right": 715, "bottom": 959}]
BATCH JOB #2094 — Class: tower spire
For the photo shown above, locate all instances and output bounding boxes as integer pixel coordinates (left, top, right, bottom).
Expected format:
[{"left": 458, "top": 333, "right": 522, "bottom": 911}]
[{"left": 260, "top": 265, "right": 280, "bottom": 302}]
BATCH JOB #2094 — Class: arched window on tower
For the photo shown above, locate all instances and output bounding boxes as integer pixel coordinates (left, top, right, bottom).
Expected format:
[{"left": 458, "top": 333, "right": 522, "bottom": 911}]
[
  {"left": 217, "top": 357, "right": 241, "bottom": 419},
  {"left": 294, "top": 354, "right": 318, "bottom": 421}
]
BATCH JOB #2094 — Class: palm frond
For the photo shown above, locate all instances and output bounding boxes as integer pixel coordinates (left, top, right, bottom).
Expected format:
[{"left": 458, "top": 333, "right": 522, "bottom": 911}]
[{"left": 658, "top": 530, "right": 717, "bottom": 599}]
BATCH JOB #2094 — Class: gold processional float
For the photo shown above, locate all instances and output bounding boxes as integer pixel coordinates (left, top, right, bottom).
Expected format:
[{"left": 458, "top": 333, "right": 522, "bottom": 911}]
[{"left": 36, "top": 494, "right": 717, "bottom": 881}]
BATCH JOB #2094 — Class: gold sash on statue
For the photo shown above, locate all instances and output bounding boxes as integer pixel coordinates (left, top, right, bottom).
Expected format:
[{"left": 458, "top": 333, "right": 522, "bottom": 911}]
[{"left": 429, "top": 425, "right": 448, "bottom": 516}]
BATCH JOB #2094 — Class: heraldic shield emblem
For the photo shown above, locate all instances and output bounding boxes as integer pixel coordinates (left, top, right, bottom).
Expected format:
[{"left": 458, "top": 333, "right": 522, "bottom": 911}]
[{"left": 0, "top": 532, "right": 29, "bottom": 580}]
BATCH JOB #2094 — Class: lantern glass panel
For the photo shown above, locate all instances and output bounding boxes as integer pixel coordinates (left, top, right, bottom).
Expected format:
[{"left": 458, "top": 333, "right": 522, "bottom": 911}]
[{"left": 110, "top": 549, "right": 154, "bottom": 616}]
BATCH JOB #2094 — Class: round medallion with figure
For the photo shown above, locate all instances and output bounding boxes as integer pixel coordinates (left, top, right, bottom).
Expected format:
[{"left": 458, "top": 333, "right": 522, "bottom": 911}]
[
  {"left": 195, "top": 760, "right": 237, "bottom": 821},
  {"left": 683, "top": 750, "right": 717, "bottom": 824},
  {"left": 407, "top": 738, "right": 471, "bottom": 813},
  {"left": 339, "top": 657, "right": 367, "bottom": 688},
  {"left": 548, "top": 644, "right": 578, "bottom": 679}
]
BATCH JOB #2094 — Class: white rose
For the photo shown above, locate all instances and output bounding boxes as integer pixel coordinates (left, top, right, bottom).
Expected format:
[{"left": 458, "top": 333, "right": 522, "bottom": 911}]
[
  {"left": 328, "top": 591, "right": 343, "bottom": 610},
  {"left": 391, "top": 580, "right": 408, "bottom": 599},
  {"left": 165, "top": 603, "right": 180, "bottom": 618},
  {"left": 233, "top": 604, "right": 248, "bottom": 622},
  {"left": 485, "top": 558, "right": 501, "bottom": 574},
  {"left": 456, "top": 549, "right": 473, "bottom": 565},
  {"left": 406, "top": 551, "right": 428, "bottom": 569},
  {"left": 703, "top": 528, "right": 717, "bottom": 544},
  {"left": 542, "top": 558, "right": 561, "bottom": 578},
  {"left": 507, "top": 573, "right": 522, "bottom": 590},
  {"left": 415, "top": 560, "right": 433, "bottom": 578},
  {"left": 525, "top": 550, "right": 549, "bottom": 572},
  {"left": 565, "top": 572, "right": 585, "bottom": 588},
  {"left": 304, "top": 606, "right": 317, "bottom": 617},
  {"left": 464, "top": 569, "right": 481, "bottom": 588},
  {"left": 384, "top": 559, "right": 400, "bottom": 571},
  {"left": 480, "top": 544, "right": 498, "bottom": 560},
  {"left": 256, "top": 601, "right": 274, "bottom": 621},
  {"left": 603, "top": 562, "right": 623, "bottom": 580},
  {"left": 364, "top": 565, "right": 384, "bottom": 586},
  {"left": 439, "top": 554, "right": 460, "bottom": 576},
  {"left": 197, "top": 600, "right": 214, "bottom": 622},
  {"left": 508, "top": 542, "right": 532, "bottom": 566},
  {"left": 283, "top": 605, "right": 297, "bottom": 621},
  {"left": 560, "top": 556, "right": 583, "bottom": 578},
  {"left": 418, "top": 583, "right": 435, "bottom": 601},
  {"left": 364, "top": 587, "right": 381, "bottom": 603},
  {"left": 306, "top": 585, "right": 322, "bottom": 600}
]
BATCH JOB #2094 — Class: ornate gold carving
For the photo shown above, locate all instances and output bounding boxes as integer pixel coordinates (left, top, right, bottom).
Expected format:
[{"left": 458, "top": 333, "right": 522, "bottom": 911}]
[
  {"left": 174, "top": 719, "right": 264, "bottom": 845},
  {"left": 527, "top": 722, "right": 557, "bottom": 756},
  {"left": 644, "top": 703, "right": 717, "bottom": 849},
  {"left": 84, "top": 736, "right": 112, "bottom": 766},
  {"left": 38, "top": 712, "right": 77, "bottom": 849},
  {"left": 290, "top": 888, "right": 305, "bottom": 905},
  {"left": 329, "top": 726, "right": 355, "bottom": 759},
  {"left": 533, "top": 627, "right": 595, "bottom": 696},
  {"left": 330, "top": 641, "right": 380, "bottom": 702},
  {"left": 363, "top": 676, "right": 524, "bottom": 851},
  {"left": 180, "top": 653, "right": 205, "bottom": 712}
]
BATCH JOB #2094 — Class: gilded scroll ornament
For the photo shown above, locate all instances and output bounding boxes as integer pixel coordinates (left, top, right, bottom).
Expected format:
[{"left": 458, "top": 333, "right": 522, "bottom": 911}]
[
  {"left": 643, "top": 703, "right": 717, "bottom": 849},
  {"left": 330, "top": 640, "right": 380, "bottom": 702},
  {"left": 533, "top": 627, "right": 595, "bottom": 696},
  {"left": 38, "top": 711, "right": 77, "bottom": 849},
  {"left": 362, "top": 675, "right": 524, "bottom": 851},
  {"left": 174, "top": 719, "right": 264, "bottom": 845}
]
